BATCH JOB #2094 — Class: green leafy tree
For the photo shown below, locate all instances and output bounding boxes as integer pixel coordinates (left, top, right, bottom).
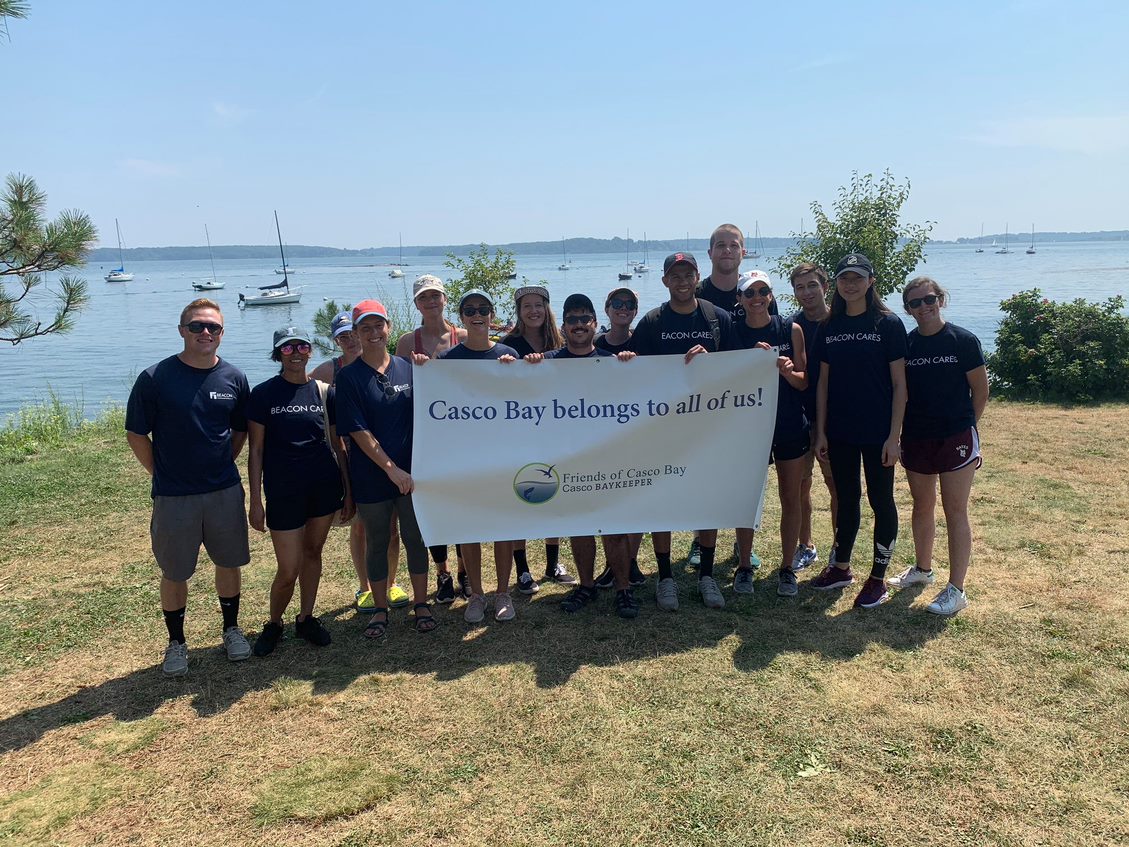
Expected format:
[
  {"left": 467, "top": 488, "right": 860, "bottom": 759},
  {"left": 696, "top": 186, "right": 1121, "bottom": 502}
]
[
  {"left": 443, "top": 244, "right": 517, "bottom": 321},
  {"left": 311, "top": 299, "right": 352, "bottom": 356},
  {"left": 775, "top": 170, "right": 933, "bottom": 299},
  {"left": 1, "top": 173, "right": 97, "bottom": 345}
]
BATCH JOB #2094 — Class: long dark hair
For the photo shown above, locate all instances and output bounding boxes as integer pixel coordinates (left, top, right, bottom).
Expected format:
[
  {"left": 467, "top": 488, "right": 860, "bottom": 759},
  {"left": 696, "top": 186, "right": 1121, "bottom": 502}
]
[{"left": 828, "top": 277, "right": 893, "bottom": 323}]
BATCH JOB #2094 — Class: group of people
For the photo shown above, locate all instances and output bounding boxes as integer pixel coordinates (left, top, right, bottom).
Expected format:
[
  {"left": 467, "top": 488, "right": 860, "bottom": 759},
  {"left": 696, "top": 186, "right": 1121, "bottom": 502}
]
[{"left": 126, "top": 223, "right": 987, "bottom": 677}]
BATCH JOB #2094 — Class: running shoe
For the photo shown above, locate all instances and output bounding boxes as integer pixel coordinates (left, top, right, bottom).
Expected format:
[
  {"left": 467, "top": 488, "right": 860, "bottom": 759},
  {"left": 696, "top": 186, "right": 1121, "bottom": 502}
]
[
  {"left": 791, "top": 545, "right": 818, "bottom": 571},
  {"left": 594, "top": 565, "right": 615, "bottom": 589},
  {"left": 733, "top": 568, "right": 755, "bottom": 595},
  {"left": 732, "top": 541, "right": 762, "bottom": 570},
  {"left": 615, "top": 588, "right": 640, "bottom": 619},
  {"left": 777, "top": 567, "right": 798, "bottom": 597},
  {"left": 457, "top": 571, "right": 471, "bottom": 600},
  {"left": 162, "top": 640, "right": 188, "bottom": 676},
  {"left": 560, "top": 585, "right": 598, "bottom": 613},
  {"left": 699, "top": 575, "right": 725, "bottom": 609},
  {"left": 687, "top": 539, "right": 702, "bottom": 568},
  {"left": 888, "top": 566, "right": 936, "bottom": 589},
  {"left": 253, "top": 621, "right": 284, "bottom": 657},
  {"left": 295, "top": 614, "right": 332, "bottom": 646},
  {"left": 517, "top": 572, "right": 541, "bottom": 595},
  {"left": 926, "top": 584, "right": 968, "bottom": 616},
  {"left": 494, "top": 592, "right": 516, "bottom": 621},
  {"left": 655, "top": 577, "right": 679, "bottom": 611},
  {"left": 628, "top": 559, "right": 646, "bottom": 586},
  {"left": 355, "top": 588, "right": 377, "bottom": 612},
  {"left": 545, "top": 563, "right": 577, "bottom": 584},
  {"left": 853, "top": 577, "right": 890, "bottom": 609},
  {"left": 810, "top": 565, "right": 855, "bottom": 590},
  {"left": 435, "top": 572, "right": 456, "bottom": 605},
  {"left": 464, "top": 593, "right": 487, "bottom": 624},
  {"left": 223, "top": 626, "right": 251, "bottom": 661},
  {"left": 388, "top": 584, "right": 410, "bottom": 608}
]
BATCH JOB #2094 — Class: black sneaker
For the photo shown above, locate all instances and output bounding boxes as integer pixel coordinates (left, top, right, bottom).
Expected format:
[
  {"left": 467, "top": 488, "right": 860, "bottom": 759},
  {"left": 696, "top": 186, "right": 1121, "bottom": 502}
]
[
  {"left": 436, "top": 571, "right": 456, "bottom": 605},
  {"left": 545, "top": 563, "right": 578, "bottom": 585},
  {"left": 628, "top": 559, "right": 646, "bottom": 586},
  {"left": 295, "top": 614, "right": 332, "bottom": 647},
  {"left": 594, "top": 565, "right": 615, "bottom": 589},
  {"left": 457, "top": 571, "right": 471, "bottom": 600},
  {"left": 560, "top": 585, "right": 597, "bottom": 613},
  {"left": 253, "top": 621, "right": 284, "bottom": 657},
  {"left": 615, "top": 588, "right": 640, "bottom": 619},
  {"left": 517, "top": 572, "right": 541, "bottom": 595}
]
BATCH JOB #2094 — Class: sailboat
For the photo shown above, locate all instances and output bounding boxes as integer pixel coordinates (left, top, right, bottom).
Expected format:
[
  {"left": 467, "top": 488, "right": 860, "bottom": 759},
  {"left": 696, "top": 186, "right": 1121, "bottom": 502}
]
[
  {"left": 634, "top": 231, "right": 650, "bottom": 273},
  {"left": 389, "top": 233, "right": 405, "bottom": 278},
  {"left": 745, "top": 221, "right": 762, "bottom": 259},
  {"left": 104, "top": 219, "right": 134, "bottom": 282},
  {"left": 618, "top": 229, "right": 634, "bottom": 281},
  {"left": 996, "top": 224, "right": 1011, "bottom": 254},
  {"left": 558, "top": 236, "right": 570, "bottom": 271},
  {"left": 240, "top": 211, "right": 302, "bottom": 306},
  {"left": 1026, "top": 224, "right": 1036, "bottom": 254},
  {"left": 976, "top": 223, "right": 985, "bottom": 253},
  {"left": 192, "top": 225, "right": 225, "bottom": 291}
]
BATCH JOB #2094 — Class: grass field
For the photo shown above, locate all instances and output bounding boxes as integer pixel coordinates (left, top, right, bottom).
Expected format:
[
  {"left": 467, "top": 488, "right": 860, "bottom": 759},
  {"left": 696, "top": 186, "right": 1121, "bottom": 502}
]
[{"left": 0, "top": 401, "right": 1127, "bottom": 846}]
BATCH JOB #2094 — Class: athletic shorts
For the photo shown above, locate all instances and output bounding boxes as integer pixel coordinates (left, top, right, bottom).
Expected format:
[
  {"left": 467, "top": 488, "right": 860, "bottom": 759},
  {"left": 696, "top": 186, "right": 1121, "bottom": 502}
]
[
  {"left": 152, "top": 483, "right": 251, "bottom": 581},
  {"left": 265, "top": 474, "right": 345, "bottom": 532},
  {"left": 770, "top": 431, "right": 811, "bottom": 464},
  {"left": 901, "top": 426, "right": 982, "bottom": 475}
]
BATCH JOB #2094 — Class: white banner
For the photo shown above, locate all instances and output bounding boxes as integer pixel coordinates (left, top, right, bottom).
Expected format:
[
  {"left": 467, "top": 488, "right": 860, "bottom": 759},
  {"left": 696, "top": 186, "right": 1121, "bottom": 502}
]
[{"left": 411, "top": 349, "right": 780, "bottom": 545}]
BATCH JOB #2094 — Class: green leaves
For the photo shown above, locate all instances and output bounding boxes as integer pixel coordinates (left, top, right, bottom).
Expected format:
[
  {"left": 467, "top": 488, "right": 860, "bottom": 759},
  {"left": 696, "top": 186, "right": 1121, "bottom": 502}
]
[{"left": 443, "top": 243, "right": 518, "bottom": 321}]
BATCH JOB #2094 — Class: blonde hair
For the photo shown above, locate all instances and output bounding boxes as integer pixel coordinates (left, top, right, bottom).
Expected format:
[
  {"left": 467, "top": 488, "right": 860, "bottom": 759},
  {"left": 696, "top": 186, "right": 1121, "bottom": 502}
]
[{"left": 180, "top": 298, "right": 222, "bottom": 325}]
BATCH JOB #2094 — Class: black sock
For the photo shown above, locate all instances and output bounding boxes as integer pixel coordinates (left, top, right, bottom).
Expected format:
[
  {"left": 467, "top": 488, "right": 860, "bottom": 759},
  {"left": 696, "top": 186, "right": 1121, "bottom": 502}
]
[
  {"left": 429, "top": 545, "right": 448, "bottom": 565},
  {"left": 164, "top": 607, "right": 186, "bottom": 644},
  {"left": 699, "top": 545, "right": 716, "bottom": 578},
  {"left": 513, "top": 548, "right": 529, "bottom": 577},
  {"left": 546, "top": 542, "right": 560, "bottom": 571},
  {"left": 218, "top": 593, "right": 240, "bottom": 630},
  {"left": 656, "top": 552, "right": 673, "bottom": 581}
]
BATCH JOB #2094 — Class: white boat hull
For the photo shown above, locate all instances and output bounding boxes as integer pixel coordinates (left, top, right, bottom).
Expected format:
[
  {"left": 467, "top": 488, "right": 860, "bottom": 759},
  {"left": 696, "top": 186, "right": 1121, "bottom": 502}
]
[
  {"left": 389, "top": 269, "right": 404, "bottom": 278},
  {"left": 193, "top": 281, "right": 225, "bottom": 291},
  {"left": 105, "top": 271, "right": 133, "bottom": 282},
  {"left": 240, "top": 288, "right": 302, "bottom": 306}
]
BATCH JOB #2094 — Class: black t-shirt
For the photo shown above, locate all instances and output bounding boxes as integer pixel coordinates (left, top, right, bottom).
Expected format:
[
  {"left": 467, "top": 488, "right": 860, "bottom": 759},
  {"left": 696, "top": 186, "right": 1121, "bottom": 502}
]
[
  {"left": 247, "top": 376, "right": 339, "bottom": 490},
  {"left": 792, "top": 311, "right": 824, "bottom": 423},
  {"left": 594, "top": 332, "right": 631, "bottom": 354},
  {"left": 904, "top": 323, "right": 985, "bottom": 440},
  {"left": 816, "top": 311, "right": 908, "bottom": 445},
  {"left": 545, "top": 347, "right": 612, "bottom": 359},
  {"left": 439, "top": 342, "right": 520, "bottom": 361},
  {"left": 629, "top": 301, "right": 734, "bottom": 356},
  {"left": 335, "top": 356, "right": 414, "bottom": 504},
  {"left": 125, "top": 355, "right": 249, "bottom": 497},
  {"left": 500, "top": 335, "right": 536, "bottom": 358},
  {"left": 696, "top": 275, "right": 740, "bottom": 312},
  {"left": 732, "top": 315, "right": 808, "bottom": 439}
]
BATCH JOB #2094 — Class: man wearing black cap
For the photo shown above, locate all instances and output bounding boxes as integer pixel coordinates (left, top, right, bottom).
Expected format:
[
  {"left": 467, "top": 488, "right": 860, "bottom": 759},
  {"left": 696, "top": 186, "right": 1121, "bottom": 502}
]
[
  {"left": 697, "top": 223, "right": 745, "bottom": 312},
  {"left": 629, "top": 253, "right": 735, "bottom": 612}
]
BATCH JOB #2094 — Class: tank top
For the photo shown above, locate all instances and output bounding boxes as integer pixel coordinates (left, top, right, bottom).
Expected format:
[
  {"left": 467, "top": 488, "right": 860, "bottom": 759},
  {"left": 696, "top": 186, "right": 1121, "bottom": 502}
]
[{"left": 414, "top": 326, "right": 459, "bottom": 356}]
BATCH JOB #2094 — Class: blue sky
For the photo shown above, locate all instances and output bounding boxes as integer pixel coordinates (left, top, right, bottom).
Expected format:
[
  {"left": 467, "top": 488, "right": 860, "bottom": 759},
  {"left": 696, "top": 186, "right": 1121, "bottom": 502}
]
[{"left": 4, "top": 0, "right": 1127, "bottom": 249}]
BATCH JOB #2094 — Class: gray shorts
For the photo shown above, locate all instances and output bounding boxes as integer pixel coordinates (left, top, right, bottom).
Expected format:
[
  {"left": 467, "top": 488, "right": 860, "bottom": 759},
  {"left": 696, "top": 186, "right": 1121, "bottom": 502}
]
[{"left": 151, "top": 483, "right": 251, "bottom": 581}]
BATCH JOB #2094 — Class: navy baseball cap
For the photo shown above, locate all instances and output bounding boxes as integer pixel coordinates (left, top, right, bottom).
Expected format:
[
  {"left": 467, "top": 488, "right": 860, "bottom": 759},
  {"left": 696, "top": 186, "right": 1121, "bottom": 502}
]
[
  {"left": 834, "top": 252, "right": 874, "bottom": 279},
  {"left": 330, "top": 312, "right": 353, "bottom": 338},
  {"left": 273, "top": 326, "right": 312, "bottom": 348},
  {"left": 663, "top": 252, "right": 699, "bottom": 274},
  {"left": 562, "top": 293, "right": 596, "bottom": 315}
]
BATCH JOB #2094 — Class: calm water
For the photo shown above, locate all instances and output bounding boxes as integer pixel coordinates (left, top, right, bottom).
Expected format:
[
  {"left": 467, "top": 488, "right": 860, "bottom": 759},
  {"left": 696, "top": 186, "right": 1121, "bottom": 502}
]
[{"left": 3, "top": 241, "right": 1127, "bottom": 419}]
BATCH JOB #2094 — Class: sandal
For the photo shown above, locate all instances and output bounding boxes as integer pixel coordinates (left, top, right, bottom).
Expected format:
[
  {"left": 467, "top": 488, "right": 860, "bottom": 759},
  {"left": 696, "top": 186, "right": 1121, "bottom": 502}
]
[
  {"left": 363, "top": 607, "right": 389, "bottom": 640},
  {"left": 413, "top": 602, "right": 438, "bottom": 634}
]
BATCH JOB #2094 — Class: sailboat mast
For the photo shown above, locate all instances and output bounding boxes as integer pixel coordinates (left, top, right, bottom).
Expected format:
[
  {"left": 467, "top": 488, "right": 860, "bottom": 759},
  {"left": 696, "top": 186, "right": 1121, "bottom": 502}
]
[
  {"left": 274, "top": 210, "right": 289, "bottom": 287},
  {"left": 116, "top": 218, "right": 125, "bottom": 268},
  {"left": 205, "top": 224, "right": 218, "bottom": 284}
]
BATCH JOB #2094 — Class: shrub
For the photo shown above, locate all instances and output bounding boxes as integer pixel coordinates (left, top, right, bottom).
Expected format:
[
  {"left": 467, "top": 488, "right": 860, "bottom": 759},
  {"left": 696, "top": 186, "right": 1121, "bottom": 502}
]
[{"left": 987, "top": 289, "right": 1129, "bottom": 403}]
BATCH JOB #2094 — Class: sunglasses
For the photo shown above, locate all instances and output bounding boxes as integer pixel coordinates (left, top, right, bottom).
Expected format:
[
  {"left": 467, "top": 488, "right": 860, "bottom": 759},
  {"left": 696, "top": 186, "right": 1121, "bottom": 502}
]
[
  {"left": 563, "top": 315, "right": 595, "bottom": 326},
  {"left": 609, "top": 297, "right": 637, "bottom": 310},
  {"left": 741, "top": 286, "right": 772, "bottom": 298},
  {"left": 462, "top": 305, "right": 492, "bottom": 317},
  {"left": 279, "top": 342, "right": 312, "bottom": 355},
  {"left": 182, "top": 321, "right": 224, "bottom": 335},
  {"left": 375, "top": 372, "right": 399, "bottom": 399},
  {"left": 906, "top": 294, "right": 940, "bottom": 309}
]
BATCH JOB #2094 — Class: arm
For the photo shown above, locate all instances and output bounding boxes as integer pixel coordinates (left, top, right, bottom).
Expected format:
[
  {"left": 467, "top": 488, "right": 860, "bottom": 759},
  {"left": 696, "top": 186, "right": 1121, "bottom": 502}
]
[
  {"left": 231, "top": 430, "right": 247, "bottom": 460},
  {"left": 883, "top": 358, "right": 908, "bottom": 467},
  {"left": 329, "top": 423, "right": 355, "bottom": 522},
  {"left": 813, "top": 361, "right": 830, "bottom": 460},
  {"left": 309, "top": 359, "right": 335, "bottom": 383},
  {"left": 350, "top": 429, "right": 413, "bottom": 495},
  {"left": 779, "top": 323, "right": 808, "bottom": 392},
  {"left": 247, "top": 421, "right": 266, "bottom": 532},
  {"left": 395, "top": 332, "right": 414, "bottom": 360},
  {"left": 967, "top": 365, "right": 990, "bottom": 423},
  {"left": 126, "top": 432, "right": 155, "bottom": 476}
]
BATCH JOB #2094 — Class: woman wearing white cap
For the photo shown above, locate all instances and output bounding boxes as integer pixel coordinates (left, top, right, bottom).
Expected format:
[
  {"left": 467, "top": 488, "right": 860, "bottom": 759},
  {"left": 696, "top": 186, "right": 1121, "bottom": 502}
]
[{"left": 248, "top": 327, "right": 353, "bottom": 656}]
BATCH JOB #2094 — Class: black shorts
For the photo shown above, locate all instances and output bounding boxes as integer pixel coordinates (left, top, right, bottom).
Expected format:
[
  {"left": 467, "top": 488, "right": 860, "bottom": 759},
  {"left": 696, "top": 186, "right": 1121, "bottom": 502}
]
[
  {"left": 770, "top": 431, "right": 811, "bottom": 464},
  {"left": 265, "top": 474, "right": 344, "bottom": 532},
  {"left": 901, "top": 426, "right": 982, "bottom": 475}
]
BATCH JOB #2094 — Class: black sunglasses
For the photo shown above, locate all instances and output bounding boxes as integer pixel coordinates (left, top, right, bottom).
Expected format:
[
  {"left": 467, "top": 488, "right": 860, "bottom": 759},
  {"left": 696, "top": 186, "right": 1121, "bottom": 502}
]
[
  {"left": 563, "top": 315, "right": 595, "bottom": 326},
  {"left": 182, "top": 321, "right": 224, "bottom": 334},
  {"left": 907, "top": 294, "right": 940, "bottom": 309},
  {"left": 461, "top": 305, "right": 492, "bottom": 317},
  {"left": 374, "top": 372, "right": 399, "bottom": 399},
  {"left": 741, "top": 286, "right": 772, "bottom": 298},
  {"left": 609, "top": 297, "right": 637, "bottom": 310}
]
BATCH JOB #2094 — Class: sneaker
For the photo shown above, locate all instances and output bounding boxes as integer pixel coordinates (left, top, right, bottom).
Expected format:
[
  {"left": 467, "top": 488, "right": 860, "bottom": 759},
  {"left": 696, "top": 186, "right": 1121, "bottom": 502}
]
[
  {"left": 888, "top": 566, "right": 936, "bottom": 589},
  {"left": 355, "top": 588, "right": 377, "bottom": 612},
  {"left": 655, "top": 577, "right": 679, "bottom": 611},
  {"left": 494, "top": 592, "right": 516, "bottom": 621},
  {"left": 699, "top": 575, "right": 725, "bottom": 609},
  {"left": 295, "top": 614, "right": 332, "bottom": 647},
  {"left": 733, "top": 568, "right": 755, "bottom": 595},
  {"left": 594, "top": 565, "right": 615, "bottom": 589},
  {"left": 732, "top": 541, "right": 762, "bottom": 570},
  {"left": 777, "top": 567, "right": 799, "bottom": 597},
  {"left": 615, "top": 588, "right": 640, "bottom": 619},
  {"left": 253, "top": 621, "right": 284, "bottom": 657},
  {"left": 687, "top": 539, "right": 702, "bottom": 568},
  {"left": 457, "top": 571, "right": 471, "bottom": 600},
  {"left": 388, "top": 584, "right": 410, "bottom": 608},
  {"left": 517, "top": 572, "right": 541, "bottom": 595},
  {"left": 162, "top": 640, "right": 188, "bottom": 676},
  {"left": 810, "top": 565, "right": 855, "bottom": 591},
  {"left": 853, "top": 577, "right": 890, "bottom": 609},
  {"left": 628, "top": 559, "right": 646, "bottom": 586},
  {"left": 435, "top": 572, "right": 456, "bottom": 605},
  {"left": 791, "top": 545, "right": 818, "bottom": 571},
  {"left": 464, "top": 593, "right": 487, "bottom": 624},
  {"left": 926, "top": 583, "right": 968, "bottom": 616},
  {"left": 545, "top": 563, "right": 577, "bottom": 584},
  {"left": 223, "top": 626, "right": 251, "bottom": 661},
  {"left": 560, "top": 585, "right": 598, "bottom": 613}
]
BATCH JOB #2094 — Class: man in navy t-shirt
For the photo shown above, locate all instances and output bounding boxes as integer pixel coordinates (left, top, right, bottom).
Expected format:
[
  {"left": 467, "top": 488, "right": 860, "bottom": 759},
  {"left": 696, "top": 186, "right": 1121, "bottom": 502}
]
[
  {"left": 125, "top": 298, "right": 252, "bottom": 676},
  {"left": 696, "top": 223, "right": 745, "bottom": 313}
]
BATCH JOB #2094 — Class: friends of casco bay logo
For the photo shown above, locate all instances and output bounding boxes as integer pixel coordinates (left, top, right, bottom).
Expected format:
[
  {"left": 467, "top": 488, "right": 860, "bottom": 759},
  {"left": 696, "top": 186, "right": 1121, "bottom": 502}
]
[{"left": 513, "top": 462, "right": 560, "bottom": 504}]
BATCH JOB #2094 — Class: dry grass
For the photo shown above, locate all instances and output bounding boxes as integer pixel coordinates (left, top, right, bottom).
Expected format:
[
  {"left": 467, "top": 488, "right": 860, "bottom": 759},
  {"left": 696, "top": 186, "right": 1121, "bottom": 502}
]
[{"left": 1, "top": 401, "right": 1127, "bottom": 846}]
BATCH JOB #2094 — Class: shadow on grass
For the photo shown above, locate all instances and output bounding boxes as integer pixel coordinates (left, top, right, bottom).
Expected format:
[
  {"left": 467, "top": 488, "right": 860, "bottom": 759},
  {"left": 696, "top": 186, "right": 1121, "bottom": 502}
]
[{"left": 0, "top": 563, "right": 951, "bottom": 754}]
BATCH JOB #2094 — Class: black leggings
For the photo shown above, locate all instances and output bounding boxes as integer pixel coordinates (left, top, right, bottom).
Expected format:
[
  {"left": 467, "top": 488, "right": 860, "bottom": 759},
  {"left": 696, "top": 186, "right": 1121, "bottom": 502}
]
[
  {"left": 357, "top": 496, "right": 428, "bottom": 584},
  {"left": 827, "top": 439, "right": 897, "bottom": 579}
]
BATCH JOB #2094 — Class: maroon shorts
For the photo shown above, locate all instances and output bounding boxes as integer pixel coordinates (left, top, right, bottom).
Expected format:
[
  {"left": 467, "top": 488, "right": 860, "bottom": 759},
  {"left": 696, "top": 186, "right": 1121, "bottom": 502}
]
[{"left": 901, "top": 427, "right": 982, "bottom": 475}]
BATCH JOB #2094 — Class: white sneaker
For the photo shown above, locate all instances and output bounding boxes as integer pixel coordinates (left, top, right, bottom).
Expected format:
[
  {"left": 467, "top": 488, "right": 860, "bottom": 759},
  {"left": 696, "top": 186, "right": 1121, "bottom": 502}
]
[
  {"left": 655, "top": 577, "right": 679, "bottom": 612},
  {"left": 223, "top": 626, "right": 251, "bottom": 661},
  {"left": 926, "top": 583, "right": 968, "bottom": 616},
  {"left": 733, "top": 568, "right": 755, "bottom": 595},
  {"left": 464, "top": 593, "right": 487, "bottom": 624},
  {"left": 888, "top": 566, "right": 936, "bottom": 588},
  {"left": 162, "top": 640, "right": 188, "bottom": 676},
  {"left": 494, "top": 592, "right": 516, "bottom": 621},
  {"left": 791, "top": 545, "right": 818, "bottom": 571},
  {"left": 699, "top": 575, "right": 725, "bottom": 609}
]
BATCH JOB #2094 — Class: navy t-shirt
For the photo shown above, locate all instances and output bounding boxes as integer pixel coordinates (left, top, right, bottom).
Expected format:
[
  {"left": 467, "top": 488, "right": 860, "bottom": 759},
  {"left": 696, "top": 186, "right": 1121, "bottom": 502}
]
[
  {"left": 696, "top": 275, "right": 740, "bottom": 312},
  {"left": 545, "top": 347, "right": 612, "bottom": 359},
  {"left": 335, "top": 356, "right": 414, "bottom": 504},
  {"left": 125, "top": 355, "right": 249, "bottom": 497},
  {"left": 439, "top": 342, "right": 520, "bottom": 361},
  {"left": 629, "top": 302, "right": 734, "bottom": 356},
  {"left": 594, "top": 332, "right": 631, "bottom": 354},
  {"left": 904, "top": 323, "right": 985, "bottom": 440},
  {"left": 816, "top": 311, "right": 908, "bottom": 445},
  {"left": 733, "top": 315, "right": 808, "bottom": 440},
  {"left": 247, "top": 376, "right": 339, "bottom": 490},
  {"left": 792, "top": 311, "right": 823, "bottom": 424}
]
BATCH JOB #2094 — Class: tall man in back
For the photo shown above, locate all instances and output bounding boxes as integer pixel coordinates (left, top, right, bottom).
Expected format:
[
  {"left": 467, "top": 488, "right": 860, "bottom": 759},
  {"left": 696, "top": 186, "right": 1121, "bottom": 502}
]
[
  {"left": 697, "top": 223, "right": 745, "bottom": 312},
  {"left": 126, "top": 298, "right": 253, "bottom": 676}
]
